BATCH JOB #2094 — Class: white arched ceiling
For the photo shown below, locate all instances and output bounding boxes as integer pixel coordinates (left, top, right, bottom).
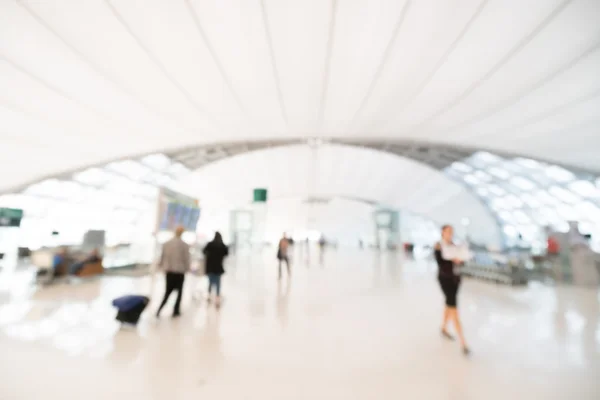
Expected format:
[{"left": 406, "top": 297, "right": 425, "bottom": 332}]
[
  {"left": 176, "top": 144, "right": 502, "bottom": 246},
  {"left": 1, "top": 0, "right": 600, "bottom": 193}
]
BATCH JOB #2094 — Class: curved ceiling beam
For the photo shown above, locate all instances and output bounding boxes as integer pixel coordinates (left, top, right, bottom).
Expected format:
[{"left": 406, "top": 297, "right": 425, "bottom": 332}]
[{"left": 3, "top": 136, "right": 596, "bottom": 195}]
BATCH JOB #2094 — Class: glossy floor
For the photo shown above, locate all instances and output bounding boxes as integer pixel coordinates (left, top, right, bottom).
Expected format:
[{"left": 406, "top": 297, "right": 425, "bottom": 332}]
[{"left": 0, "top": 250, "right": 598, "bottom": 399}]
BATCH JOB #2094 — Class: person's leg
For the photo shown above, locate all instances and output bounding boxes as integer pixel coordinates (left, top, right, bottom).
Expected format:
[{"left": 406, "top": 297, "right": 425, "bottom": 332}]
[
  {"left": 214, "top": 275, "right": 222, "bottom": 307},
  {"left": 215, "top": 275, "right": 221, "bottom": 297},
  {"left": 157, "top": 272, "right": 176, "bottom": 317},
  {"left": 442, "top": 307, "right": 452, "bottom": 333},
  {"left": 207, "top": 274, "right": 213, "bottom": 295},
  {"left": 285, "top": 257, "right": 291, "bottom": 277},
  {"left": 449, "top": 280, "right": 468, "bottom": 353},
  {"left": 207, "top": 274, "right": 216, "bottom": 302},
  {"left": 278, "top": 259, "right": 283, "bottom": 280},
  {"left": 173, "top": 273, "right": 185, "bottom": 316},
  {"left": 439, "top": 279, "right": 452, "bottom": 337}
]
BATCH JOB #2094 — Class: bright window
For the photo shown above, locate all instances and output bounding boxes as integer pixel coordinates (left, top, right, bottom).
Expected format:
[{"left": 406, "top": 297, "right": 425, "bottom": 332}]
[
  {"left": 73, "top": 168, "right": 114, "bottom": 186},
  {"left": 545, "top": 166, "right": 575, "bottom": 182},
  {"left": 470, "top": 151, "right": 502, "bottom": 166},
  {"left": 107, "top": 160, "right": 152, "bottom": 181},
  {"left": 474, "top": 171, "right": 492, "bottom": 182},
  {"left": 451, "top": 162, "right": 472, "bottom": 173},
  {"left": 555, "top": 204, "right": 577, "bottom": 220},
  {"left": 491, "top": 199, "right": 511, "bottom": 211},
  {"left": 167, "top": 162, "right": 189, "bottom": 177},
  {"left": 516, "top": 224, "right": 539, "bottom": 241},
  {"left": 514, "top": 158, "right": 543, "bottom": 169},
  {"left": 575, "top": 202, "right": 600, "bottom": 222},
  {"left": 476, "top": 188, "right": 490, "bottom": 197},
  {"left": 488, "top": 167, "right": 511, "bottom": 179},
  {"left": 503, "top": 225, "right": 518, "bottom": 237},
  {"left": 520, "top": 194, "right": 541, "bottom": 208},
  {"left": 569, "top": 180, "right": 600, "bottom": 198},
  {"left": 145, "top": 172, "right": 175, "bottom": 187},
  {"left": 533, "top": 190, "right": 560, "bottom": 205},
  {"left": 498, "top": 211, "right": 514, "bottom": 222},
  {"left": 548, "top": 186, "right": 579, "bottom": 204},
  {"left": 514, "top": 211, "right": 531, "bottom": 224},
  {"left": 487, "top": 185, "right": 506, "bottom": 196},
  {"left": 141, "top": 153, "right": 172, "bottom": 171},
  {"left": 504, "top": 195, "right": 523, "bottom": 208},
  {"left": 510, "top": 176, "right": 536, "bottom": 191},
  {"left": 463, "top": 175, "right": 480, "bottom": 186}
]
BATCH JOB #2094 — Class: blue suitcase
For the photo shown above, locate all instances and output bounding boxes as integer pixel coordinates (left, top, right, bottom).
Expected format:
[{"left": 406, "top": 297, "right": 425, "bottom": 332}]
[{"left": 112, "top": 295, "right": 149, "bottom": 325}]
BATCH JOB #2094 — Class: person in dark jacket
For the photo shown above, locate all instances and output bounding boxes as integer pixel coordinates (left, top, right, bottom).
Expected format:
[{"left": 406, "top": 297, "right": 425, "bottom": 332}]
[{"left": 203, "top": 232, "right": 229, "bottom": 308}]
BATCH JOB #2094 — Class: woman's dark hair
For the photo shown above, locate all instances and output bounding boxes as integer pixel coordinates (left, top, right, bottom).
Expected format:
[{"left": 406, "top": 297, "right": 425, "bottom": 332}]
[{"left": 213, "top": 231, "right": 223, "bottom": 244}]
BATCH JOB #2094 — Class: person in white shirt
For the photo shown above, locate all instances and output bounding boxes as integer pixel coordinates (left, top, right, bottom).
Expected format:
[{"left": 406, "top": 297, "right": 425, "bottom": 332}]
[{"left": 156, "top": 226, "right": 190, "bottom": 318}]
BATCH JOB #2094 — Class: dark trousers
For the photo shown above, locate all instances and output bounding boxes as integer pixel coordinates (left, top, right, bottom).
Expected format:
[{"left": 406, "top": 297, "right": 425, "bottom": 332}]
[
  {"left": 278, "top": 256, "right": 290, "bottom": 279},
  {"left": 157, "top": 272, "right": 185, "bottom": 315}
]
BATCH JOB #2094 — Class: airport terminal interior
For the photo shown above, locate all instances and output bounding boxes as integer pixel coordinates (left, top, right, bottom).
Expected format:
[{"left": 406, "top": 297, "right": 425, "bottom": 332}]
[{"left": 0, "top": 0, "right": 599, "bottom": 398}]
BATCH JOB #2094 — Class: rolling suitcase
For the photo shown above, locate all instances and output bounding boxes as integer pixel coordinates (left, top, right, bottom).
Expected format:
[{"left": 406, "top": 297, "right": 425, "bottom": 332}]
[{"left": 112, "top": 295, "right": 149, "bottom": 325}]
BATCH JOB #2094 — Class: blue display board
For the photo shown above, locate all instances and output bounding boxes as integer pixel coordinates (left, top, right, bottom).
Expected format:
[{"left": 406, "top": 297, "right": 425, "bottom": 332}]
[
  {"left": 159, "top": 202, "right": 200, "bottom": 232},
  {"left": 156, "top": 187, "right": 201, "bottom": 232}
]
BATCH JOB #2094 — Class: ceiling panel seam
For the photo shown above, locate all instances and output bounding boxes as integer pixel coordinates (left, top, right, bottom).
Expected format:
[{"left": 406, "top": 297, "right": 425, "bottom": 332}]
[
  {"left": 458, "top": 41, "right": 600, "bottom": 138},
  {"left": 17, "top": 0, "right": 169, "bottom": 130},
  {"left": 451, "top": 40, "right": 600, "bottom": 138},
  {"left": 316, "top": 0, "right": 338, "bottom": 133},
  {"left": 15, "top": 0, "right": 187, "bottom": 142},
  {"left": 0, "top": 56, "right": 136, "bottom": 132},
  {"left": 103, "top": 0, "right": 222, "bottom": 130},
  {"left": 465, "top": 86, "right": 600, "bottom": 143},
  {"left": 515, "top": 116, "right": 600, "bottom": 145},
  {"left": 184, "top": 0, "right": 248, "bottom": 116},
  {"left": 0, "top": 99, "right": 105, "bottom": 157},
  {"left": 413, "top": 0, "right": 574, "bottom": 130},
  {"left": 259, "top": 0, "right": 289, "bottom": 126},
  {"left": 346, "top": 0, "right": 412, "bottom": 129},
  {"left": 370, "top": 0, "right": 489, "bottom": 133}
]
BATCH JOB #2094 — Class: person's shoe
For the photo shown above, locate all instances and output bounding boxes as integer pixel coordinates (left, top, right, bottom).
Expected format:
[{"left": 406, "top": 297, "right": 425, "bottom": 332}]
[
  {"left": 462, "top": 346, "right": 471, "bottom": 356},
  {"left": 172, "top": 312, "right": 181, "bottom": 318},
  {"left": 441, "top": 329, "right": 454, "bottom": 341}
]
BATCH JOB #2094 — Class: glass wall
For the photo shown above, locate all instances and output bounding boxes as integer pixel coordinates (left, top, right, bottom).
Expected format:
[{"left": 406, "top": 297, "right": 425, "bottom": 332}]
[
  {"left": 0, "top": 154, "right": 189, "bottom": 250},
  {"left": 3, "top": 148, "right": 598, "bottom": 253},
  {"left": 445, "top": 152, "right": 600, "bottom": 249}
]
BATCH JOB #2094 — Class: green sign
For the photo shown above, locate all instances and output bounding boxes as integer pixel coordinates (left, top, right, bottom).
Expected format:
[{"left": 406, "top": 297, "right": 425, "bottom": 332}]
[
  {"left": 253, "top": 188, "right": 268, "bottom": 203},
  {"left": 0, "top": 208, "right": 23, "bottom": 227}
]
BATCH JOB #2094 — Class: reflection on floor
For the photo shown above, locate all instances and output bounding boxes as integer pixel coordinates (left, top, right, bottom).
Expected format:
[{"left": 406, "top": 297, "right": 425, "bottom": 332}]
[{"left": 0, "top": 250, "right": 598, "bottom": 399}]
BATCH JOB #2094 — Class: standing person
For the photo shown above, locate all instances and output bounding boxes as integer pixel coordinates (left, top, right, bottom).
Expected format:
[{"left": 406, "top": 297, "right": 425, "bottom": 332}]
[
  {"left": 277, "top": 233, "right": 291, "bottom": 280},
  {"left": 203, "top": 232, "right": 229, "bottom": 308},
  {"left": 434, "top": 225, "right": 470, "bottom": 355},
  {"left": 156, "top": 226, "right": 190, "bottom": 318},
  {"left": 318, "top": 234, "right": 326, "bottom": 264}
]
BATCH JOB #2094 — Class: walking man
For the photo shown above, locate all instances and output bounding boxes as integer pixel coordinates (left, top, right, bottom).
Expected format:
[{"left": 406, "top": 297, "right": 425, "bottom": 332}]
[{"left": 156, "top": 225, "right": 190, "bottom": 318}]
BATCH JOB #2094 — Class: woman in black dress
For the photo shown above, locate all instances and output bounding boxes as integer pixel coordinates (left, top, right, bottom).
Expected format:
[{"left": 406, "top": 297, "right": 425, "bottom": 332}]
[{"left": 434, "top": 225, "right": 469, "bottom": 355}]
